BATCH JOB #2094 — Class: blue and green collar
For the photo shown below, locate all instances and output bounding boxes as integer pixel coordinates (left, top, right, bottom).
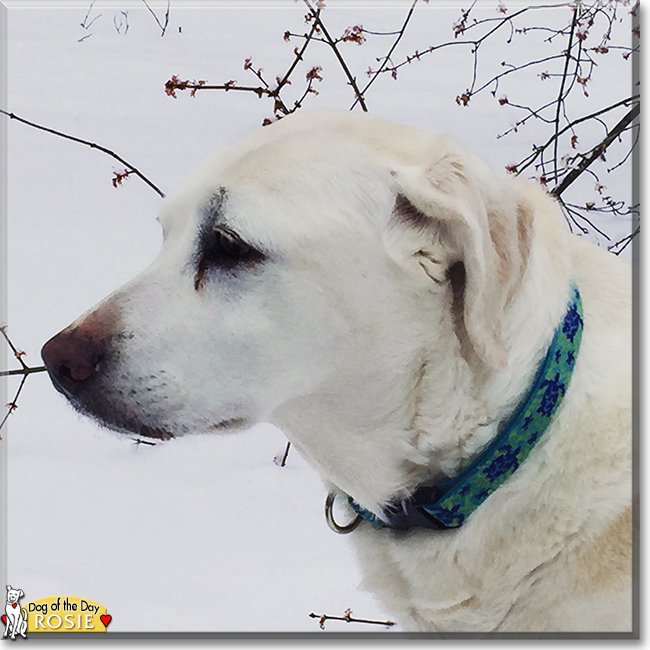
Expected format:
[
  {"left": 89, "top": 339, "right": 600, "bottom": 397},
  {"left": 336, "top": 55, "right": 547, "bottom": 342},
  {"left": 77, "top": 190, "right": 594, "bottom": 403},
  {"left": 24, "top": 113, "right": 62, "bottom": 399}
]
[{"left": 334, "top": 285, "right": 584, "bottom": 532}]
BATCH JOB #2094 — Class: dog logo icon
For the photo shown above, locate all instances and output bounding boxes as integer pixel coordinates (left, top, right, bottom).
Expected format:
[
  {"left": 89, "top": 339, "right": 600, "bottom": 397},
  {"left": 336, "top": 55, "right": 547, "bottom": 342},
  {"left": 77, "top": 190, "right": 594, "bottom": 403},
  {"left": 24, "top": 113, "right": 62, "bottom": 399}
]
[{"left": 2, "top": 586, "right": 27, "bottom": 640}]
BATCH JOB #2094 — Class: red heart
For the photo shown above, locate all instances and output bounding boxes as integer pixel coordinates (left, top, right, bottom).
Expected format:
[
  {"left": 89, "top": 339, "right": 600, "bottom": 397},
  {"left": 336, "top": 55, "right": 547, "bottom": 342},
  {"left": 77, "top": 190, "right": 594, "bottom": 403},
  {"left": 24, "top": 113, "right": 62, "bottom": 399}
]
[
  {"left": 11, "top": 604, "right": 17, "bottom": 609},
  {"left": 1, "top": 615, "right": 6, "bottom": 625},
  {"left": 100, "top": 614, "right": 112, "bottom": 628}
]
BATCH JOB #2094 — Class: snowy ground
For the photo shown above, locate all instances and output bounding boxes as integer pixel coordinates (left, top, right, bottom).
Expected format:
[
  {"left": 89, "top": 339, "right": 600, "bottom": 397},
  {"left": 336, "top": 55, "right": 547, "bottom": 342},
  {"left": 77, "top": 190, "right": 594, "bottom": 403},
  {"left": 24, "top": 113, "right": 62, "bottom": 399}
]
[{"left": 3, "top": 1, "right": 634, "bottom": 636}]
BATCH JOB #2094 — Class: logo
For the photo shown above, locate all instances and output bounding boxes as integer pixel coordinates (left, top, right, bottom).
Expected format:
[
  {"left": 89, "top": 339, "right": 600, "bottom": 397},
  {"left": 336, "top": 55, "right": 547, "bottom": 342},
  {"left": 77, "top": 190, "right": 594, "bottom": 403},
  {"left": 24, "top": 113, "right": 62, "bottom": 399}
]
[
  {"left": 1, "top": 589, "right": 112, "bottom": 635},
  {"left": 2, "top": 586, "right": 27, "bottom": 640}
]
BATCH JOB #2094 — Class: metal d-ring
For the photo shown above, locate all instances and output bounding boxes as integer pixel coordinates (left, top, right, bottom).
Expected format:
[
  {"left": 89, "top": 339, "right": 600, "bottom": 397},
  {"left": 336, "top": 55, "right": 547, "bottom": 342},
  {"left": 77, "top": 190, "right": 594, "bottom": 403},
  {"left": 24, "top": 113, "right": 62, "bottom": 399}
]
[{"left": 325, "top": 491, "right": 363, "bottom": 534}]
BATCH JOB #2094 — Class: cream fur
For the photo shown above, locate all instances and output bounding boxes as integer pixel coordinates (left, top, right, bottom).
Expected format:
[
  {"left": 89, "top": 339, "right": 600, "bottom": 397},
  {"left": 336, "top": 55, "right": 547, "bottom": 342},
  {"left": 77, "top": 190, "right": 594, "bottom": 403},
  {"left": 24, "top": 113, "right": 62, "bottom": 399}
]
[{"left": 43, "top": 111, "right": 633, "bottom": 633}]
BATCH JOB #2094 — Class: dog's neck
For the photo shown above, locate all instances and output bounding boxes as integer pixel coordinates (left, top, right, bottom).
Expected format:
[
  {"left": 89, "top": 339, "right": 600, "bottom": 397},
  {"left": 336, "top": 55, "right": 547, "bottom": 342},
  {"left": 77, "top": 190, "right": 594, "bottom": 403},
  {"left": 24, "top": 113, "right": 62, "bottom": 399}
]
[{"left": 272, "top": 232, "right": 572, "bottom": 517}]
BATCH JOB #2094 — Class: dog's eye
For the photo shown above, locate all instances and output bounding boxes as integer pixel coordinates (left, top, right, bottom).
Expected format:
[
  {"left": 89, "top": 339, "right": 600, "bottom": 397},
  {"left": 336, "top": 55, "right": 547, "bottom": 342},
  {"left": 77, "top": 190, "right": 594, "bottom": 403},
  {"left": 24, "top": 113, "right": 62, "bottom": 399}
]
[
  {"left": 195, "top": 226, "right": 265, "bottom": 289},
  {"left": 202, "top": 227, "right": 263, "bottom": 266},
  {"left": 213, "top": 229, "right": 253, "bottom": 259}
]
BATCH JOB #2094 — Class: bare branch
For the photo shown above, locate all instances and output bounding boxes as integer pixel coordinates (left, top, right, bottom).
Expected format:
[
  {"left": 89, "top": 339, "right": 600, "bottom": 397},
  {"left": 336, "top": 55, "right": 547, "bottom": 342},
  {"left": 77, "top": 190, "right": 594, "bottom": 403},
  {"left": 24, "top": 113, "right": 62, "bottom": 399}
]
[
  {"left": 351, "top": 0, "right": 418, "bottom": 109},
  {"left": 309, "top": 609, "right": 395, "bottom": 630},
  {"left": 277, "top": 20, "right": 320, "bottom": 92},
  {"left": 131, "top": 437, "right": 157, "bottom": 447},
  {"left": 1, "top": 326, "right": 28, "bottom": 372},
  {"left": 142, "top": 0, "right": 170, "bottom": 37},
  {"left": 303, "top": 0, "right": 368, "bottom": 111},
  {"left": 0, "top": 327, "right": 48, "bottom": 437},
  {"left": 80, "top": 0, "right": 101, "bottom": 30},
  {"left": 0, "top": 366, "right": 46, "bottom": 378},
  {"left": 552, "top": 6, "right": 579, "bottom": 186},
  {"left": 166, "top": 78, "right": 270, "bottom": 98},
  {"left": 273, "top": 441, "right": 291, "bottom": 467},
  {"left": 609, "top": 225, "right": 640, "bottom": 256},
  {"left": 514, "top": 95, "right": 639, "bottom": 175},
  {"left": 0, "top": 109, "right": 165, "bottom": 198},
  {"left": 166, "top": 18, "right": 322, "bottom": 122},
  {"left": 0, "top": 373, "right": 28, "bottom": 437},
  {"left": 551, "top": 103, "right": 639, "bottom": 198}
]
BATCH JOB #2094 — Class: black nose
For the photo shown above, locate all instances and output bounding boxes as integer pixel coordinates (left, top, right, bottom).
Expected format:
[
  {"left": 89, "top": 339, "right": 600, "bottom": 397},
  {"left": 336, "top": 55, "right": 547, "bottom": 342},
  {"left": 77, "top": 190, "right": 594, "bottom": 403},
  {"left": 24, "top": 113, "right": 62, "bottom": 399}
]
[{"left": 41, "top": 330, "right": 106, "bottom": 398}]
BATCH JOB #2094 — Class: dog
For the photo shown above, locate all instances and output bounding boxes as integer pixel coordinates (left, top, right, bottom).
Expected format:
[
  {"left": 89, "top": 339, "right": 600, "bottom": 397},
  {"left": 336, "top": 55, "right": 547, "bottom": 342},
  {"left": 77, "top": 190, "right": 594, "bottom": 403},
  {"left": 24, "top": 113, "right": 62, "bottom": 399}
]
[
  {"left": 3, "top": 586, "right": 27, "bottom": 640},
  {"left": 41, "top": 111, "right": 632, "bottom": 633}
]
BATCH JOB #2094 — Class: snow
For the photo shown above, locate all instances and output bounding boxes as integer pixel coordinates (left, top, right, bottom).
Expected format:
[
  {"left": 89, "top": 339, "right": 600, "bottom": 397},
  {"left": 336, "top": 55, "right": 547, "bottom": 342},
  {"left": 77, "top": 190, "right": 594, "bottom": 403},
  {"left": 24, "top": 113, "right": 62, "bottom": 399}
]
[{"left": 2, "top": 1, "right": 634, "bottom": 636}]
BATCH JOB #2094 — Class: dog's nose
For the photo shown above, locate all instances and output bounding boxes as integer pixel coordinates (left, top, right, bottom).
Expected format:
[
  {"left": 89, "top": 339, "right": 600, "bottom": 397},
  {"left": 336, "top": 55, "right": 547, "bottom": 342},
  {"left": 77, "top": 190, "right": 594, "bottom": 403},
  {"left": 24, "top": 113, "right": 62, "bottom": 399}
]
[
  {"left": 41, "top": 329, "right": 107, "bottom": 397},
  {"left": 41, "top": 304, "right": 120, "bottom": 398}
]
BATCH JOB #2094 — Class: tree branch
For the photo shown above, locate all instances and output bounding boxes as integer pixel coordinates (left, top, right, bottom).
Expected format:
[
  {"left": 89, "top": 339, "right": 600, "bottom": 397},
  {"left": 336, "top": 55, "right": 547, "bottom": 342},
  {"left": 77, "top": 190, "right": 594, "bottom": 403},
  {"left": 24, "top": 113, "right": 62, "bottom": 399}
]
[
  {"left": 551, "top": 103, "right": 640, "bottom": 198},
  {"left": 552, "top": 5, "right": 579, "bottom": 186},
  {"left": 309, "top": 609, "right": 395, "bottom": 630},
  {"left": 165, "top": 17, "right": 322, "bottom": 122},
  {"left": 0, "top": 366, "right": 46, "bottom": 378},
  {"left": 277, "top": 20, "right": 320, "bottom": 93},
  {"left": 142, "top": 0, "right": 170, "bottom": 36},
  {"left": 515, "top": 94, "right": 640, "bottom": 175},
  {"left": 351, "top": 0, "right": 418, "bottom": 110},
  {"left": 303, "top": 0, "right": 368, "bottom": 111},
  {"left": 273, "top": 441, "right": 291, "bottom": 467},
  {"left": 0, "top": 109, "right": 165, "bottom": 198},
  {"left": 0, "top": 327, "right": 48, "bottom": 437}
]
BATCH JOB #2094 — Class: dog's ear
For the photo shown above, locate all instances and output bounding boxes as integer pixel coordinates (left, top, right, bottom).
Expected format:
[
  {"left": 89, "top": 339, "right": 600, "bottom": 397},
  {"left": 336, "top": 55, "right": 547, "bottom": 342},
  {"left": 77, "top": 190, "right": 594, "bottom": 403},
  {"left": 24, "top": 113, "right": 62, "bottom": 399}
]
[
  {"left": 18, "top": 591, "right": 23, "bottom": 598},
  {"left": 390, "top": 149, "right": 532, "bottom": 369},
  {"left": 5, "top": 586, "right": 10, "bottom": 592}
]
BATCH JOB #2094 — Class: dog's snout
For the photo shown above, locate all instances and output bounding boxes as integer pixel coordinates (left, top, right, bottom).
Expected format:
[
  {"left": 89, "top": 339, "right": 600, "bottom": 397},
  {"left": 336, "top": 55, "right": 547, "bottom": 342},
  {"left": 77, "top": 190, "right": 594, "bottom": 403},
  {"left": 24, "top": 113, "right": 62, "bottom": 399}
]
[
  {"left": 41, "top": 304, "right": 120, "bottom": 398},
  {"left": 41, "top": 330, "right": 106, "bottom": 395}
]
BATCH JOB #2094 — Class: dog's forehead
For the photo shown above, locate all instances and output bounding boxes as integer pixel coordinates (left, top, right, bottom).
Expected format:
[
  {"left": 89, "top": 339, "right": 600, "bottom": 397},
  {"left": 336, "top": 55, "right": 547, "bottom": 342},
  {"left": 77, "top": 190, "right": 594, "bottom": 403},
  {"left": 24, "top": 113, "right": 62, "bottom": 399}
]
[
  {"left": 158, "top": 112, "right": 464, "bottom": 252},
  {"left": 160, "top": 128, "right": 406, "bottom": 245}
]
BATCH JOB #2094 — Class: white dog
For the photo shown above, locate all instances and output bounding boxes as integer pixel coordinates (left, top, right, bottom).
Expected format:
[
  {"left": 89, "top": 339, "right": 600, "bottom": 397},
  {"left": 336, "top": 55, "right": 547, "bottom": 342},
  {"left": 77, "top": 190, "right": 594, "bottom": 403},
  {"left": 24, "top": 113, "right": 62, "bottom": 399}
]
[
  {"left": 41, "top": 112, "right": 632, "bottom": 633},
  {"left": 3, "top": 586, "right": 27, "bottom": 640}
]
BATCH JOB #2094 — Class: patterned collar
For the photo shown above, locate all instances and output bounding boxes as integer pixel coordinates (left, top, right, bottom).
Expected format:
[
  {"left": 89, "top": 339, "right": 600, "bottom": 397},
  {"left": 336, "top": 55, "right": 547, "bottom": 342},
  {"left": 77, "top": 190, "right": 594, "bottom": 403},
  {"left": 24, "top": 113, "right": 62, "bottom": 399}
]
[{"left": 344, "top": 285, "right": 584, "bottom": 531}]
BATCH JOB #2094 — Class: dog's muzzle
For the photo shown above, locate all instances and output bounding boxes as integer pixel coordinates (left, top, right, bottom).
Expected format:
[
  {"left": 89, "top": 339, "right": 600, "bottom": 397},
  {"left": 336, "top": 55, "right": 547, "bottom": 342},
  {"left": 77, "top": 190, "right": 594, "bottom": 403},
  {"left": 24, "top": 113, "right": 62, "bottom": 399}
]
[
  {"left": 40, "top": 305, "right": 177, "bottom": 441},
  {"left": 41, "top": 303, "right": 121, "bottom": 403}
]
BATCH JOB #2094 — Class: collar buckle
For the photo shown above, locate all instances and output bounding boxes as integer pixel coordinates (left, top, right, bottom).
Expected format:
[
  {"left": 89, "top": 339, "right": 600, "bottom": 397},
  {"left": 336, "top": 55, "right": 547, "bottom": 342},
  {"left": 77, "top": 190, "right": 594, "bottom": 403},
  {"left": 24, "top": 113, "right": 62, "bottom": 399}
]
[{"left": 325, "top": 491, "right": 363, "bottom": 534}]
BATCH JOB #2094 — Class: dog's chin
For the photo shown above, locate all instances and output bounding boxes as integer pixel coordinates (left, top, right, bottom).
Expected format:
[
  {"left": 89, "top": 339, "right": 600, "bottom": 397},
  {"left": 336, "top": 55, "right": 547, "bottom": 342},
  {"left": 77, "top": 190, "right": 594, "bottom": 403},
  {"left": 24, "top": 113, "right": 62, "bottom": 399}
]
[
  {"left": 58, "top": 394, "right": 172, "bottom": 440},
  {"left": 86, "top": 410, "right": 177, "bottom": 441},
  {"left": 103, "top": 417, "right": 250, "bottom": 441},
  {"left": 211, "top": 417, "right": 250, "bottom": 432},
  {"left": 68, "top": 397, "right": 250, "bottom": 441}
]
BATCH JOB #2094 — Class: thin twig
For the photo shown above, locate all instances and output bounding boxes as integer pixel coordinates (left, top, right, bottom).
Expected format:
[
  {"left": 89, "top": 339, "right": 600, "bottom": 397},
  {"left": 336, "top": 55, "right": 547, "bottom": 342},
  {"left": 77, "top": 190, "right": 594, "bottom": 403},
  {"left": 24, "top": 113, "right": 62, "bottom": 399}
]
[
  {"left": 309, "top": 609, "right": 395, "bottom": 630},
  {"left": 606, "top": 122, "right": 640, "bottom": 174},
  {"left": 0, "top": 327, "right": 48, "bottom": 437},
  {"left": 142, "top": 0, "right": 170, "bottom": 37},
  {"left": 0, "top": 109, "right": 165, "bottom": 198},
  {"left": 0, "top": 373, "right": 28, "bottom": 437},
  {"left": 80, "top": 0, "right": 101, "bottom": 30},
  {"left": 281, "top": 441, "right": 291, "bottom": 467},
  {"left": 552, "top": 5, "right": 579, "bottom": 188},
  {"left": 303, "top": 0, "right": 368, "bottom": 111},
  {"left": 0, "top": 327, "right": 47, "bottom": 377},
  {"left": 552, "top": 104, "right": 640, "bottom": 198},
  {"left": 1, "top": 326, "right": 28, "bottom": 371},
  {"left": 351, "top": 0, "right": 418, "bottom": 110},
  {"left": 167, "top": 81, "right": 272, "bottom": 97},
  {"left": 0, "top": 366, "right": 46, "bottom": 378},
  {"left": 277, "top": 20, "right": 321, "bottom": 92},
  {"left": 515, "top": 94, "right": 640, "bottom": 175},
  {"left": 608, "top": 226, "right": 640, "bottom": 256},
  {"left": 166, "top": 17, "right": 321, "bottom": 122},
  {"left": 378, "top": 3, "right": 563, "bottom": 79},
  {"left": 131, "top": 437, "right": 157, "bottom": 446}
]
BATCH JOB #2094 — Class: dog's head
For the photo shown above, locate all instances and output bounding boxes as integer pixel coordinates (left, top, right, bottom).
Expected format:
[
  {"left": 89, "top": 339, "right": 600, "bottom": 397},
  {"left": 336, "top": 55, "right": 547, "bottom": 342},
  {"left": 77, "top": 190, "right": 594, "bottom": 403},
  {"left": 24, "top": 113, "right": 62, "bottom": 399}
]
[
  {"left": 6, "top": 587, "right": 23, "bottom": 605},
  {"left": 41, "top": 112, "right": 549, "bottom": 447}
]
